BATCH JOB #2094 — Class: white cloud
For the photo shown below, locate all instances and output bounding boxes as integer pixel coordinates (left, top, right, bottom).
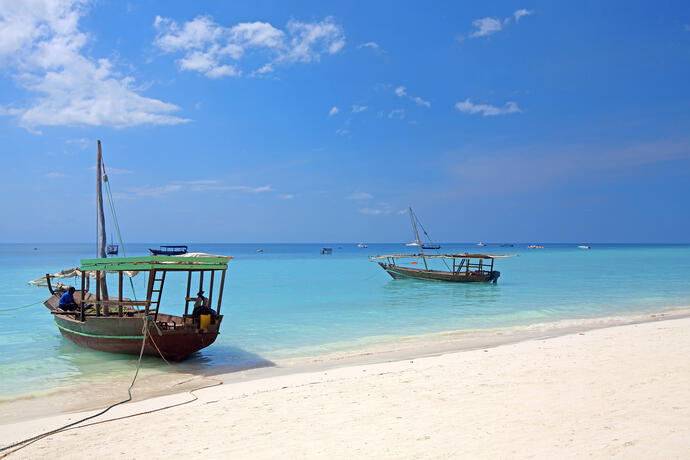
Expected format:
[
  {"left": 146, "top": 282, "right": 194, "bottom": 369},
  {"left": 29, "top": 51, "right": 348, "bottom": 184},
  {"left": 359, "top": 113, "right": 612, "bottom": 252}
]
[
  {"left": 395, "top": 86, "right": 430, "bottom": 108},
  {"left": 44, "top": 172, "right": 67, "bottom": 178},
  {"left": 388, "top": 109, "right": 405, "bottom": 119},
  {"left": 126, "top": 184, "right": 184, "bottom": 197},
  {"left": 358, "top": 41, "right": 380, "bottom": 50},
  {"left": 335, "top": 128, "right": 350, "bottom": 136},
  {"left": 684, "top": 24, "right": 690, "bottom": 31},
  {"left": 469, "top": 17, "right": 504, "bottom": 38},
  {"left": 225, "top": 185, "right": 274, "bottom": 193},
  {"left": 122, "top": 181, "right": 274, "bottom": 198},
  {"left": 359, "top": 208, "right": 393, "bottom": 215},
  {"left": 347, "top": 192, "right": 373, "bottom": 200},
  {"left": 154, "top": 15, "right": 345, "bottom": 78},
  {"left": 351, "top": 105, "right": 367, "bottom": 113},
  {"left": 514, "top": 9, "right": 533, "bottom": 22},
  {"left": 455, "top": 99, "right": 521, "bottom": 116},
  {"left": 412, "top": 96, "right": 431, "bottom": 107},
  {"left": 465, "top": 9, "right": 532, "bottom": 40},
  {"left": 279, "top": 194, "right": 295, "bottom": 199},
  {"left": 0, "top": 1, "right": 188, "bottom": 131},
  {"left": 89, "top": 165, "right": 134, "bottom": 175},
  {"left": 329, "top": 106, "right": 339, "bottom": 116}
]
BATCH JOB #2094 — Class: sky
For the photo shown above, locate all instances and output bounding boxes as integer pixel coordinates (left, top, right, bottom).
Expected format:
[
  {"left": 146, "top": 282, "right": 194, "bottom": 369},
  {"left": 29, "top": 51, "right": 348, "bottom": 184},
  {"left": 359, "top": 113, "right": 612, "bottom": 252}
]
[{"left": 1, "top": 0, "right": 689, "bottom": 243}]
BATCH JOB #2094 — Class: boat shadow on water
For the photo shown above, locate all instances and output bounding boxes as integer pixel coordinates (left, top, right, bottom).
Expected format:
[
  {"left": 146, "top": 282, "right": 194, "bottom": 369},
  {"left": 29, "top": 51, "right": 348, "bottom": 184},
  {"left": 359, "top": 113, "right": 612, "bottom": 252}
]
[{"left": 50, "top": 338, "right": 275, "bottom": 383}]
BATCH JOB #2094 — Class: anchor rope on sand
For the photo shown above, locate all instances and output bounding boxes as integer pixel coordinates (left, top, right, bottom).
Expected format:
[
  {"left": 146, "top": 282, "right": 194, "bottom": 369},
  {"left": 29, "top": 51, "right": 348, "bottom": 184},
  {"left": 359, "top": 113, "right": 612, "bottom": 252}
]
[{"left": 0, "top": 316, "right": 222, "bottom": 458}]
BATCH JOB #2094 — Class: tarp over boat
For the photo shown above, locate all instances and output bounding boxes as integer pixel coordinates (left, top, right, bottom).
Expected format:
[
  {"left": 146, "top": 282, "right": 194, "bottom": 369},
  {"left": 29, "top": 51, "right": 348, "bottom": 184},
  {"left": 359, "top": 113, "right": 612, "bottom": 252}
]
[
  {"left": 27, "top": 267, "right": 140, "bottom": 286},
  {"left": 27, "top": 253, "right": 230, "bottom": 286},
  {"left": 369, "top": 253, "right": 516, "bottom": 260}
]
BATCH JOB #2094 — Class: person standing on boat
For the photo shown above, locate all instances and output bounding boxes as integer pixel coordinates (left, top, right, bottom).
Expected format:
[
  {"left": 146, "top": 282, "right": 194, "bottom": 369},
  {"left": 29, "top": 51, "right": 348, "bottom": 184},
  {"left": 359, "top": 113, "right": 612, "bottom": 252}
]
[
  {"left": 192, "top": 290, "right": 216, "bottom": 317},
  {"left": 59, "top": 287, "right": 79, "bottom": 311}
]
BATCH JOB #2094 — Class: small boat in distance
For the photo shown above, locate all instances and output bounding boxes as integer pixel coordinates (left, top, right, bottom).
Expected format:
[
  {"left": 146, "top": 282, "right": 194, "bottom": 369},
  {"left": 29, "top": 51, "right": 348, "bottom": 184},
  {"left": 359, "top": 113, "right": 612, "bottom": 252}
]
[
  {"left": 321, "top": 247, "right": 333, "bottom": 254},
  {"left": 578, "top": 245, "right": 591, "bottom": 249},
  {"left": 106, "top": 244, "right": 118, "bottom": 255},
  {"left": 371, "top": 207, "right": 513, "bottom": 283},
  {"left": 422, "top": 244, "right": 441, "bottom": 250},
  {"left": 528, "top": 245, "right": 544, "bottom": 249},
  {"left": 357, "top": 243, "right": 368, "bottom": 248},
  {"left": 406, "top": 242, "right": 419, "bottom": 247},
  {"left": 500, "top": 244, "right": 514, "bottom": 247},
  {"left": 149, "top": 245, "right": 188, "bottom": 256},
  {"left": 256, "top": 249, "right": 264, "bottom": 253},
  {"left": 476, "top": 242, "right": 486, "bottom": 247}
]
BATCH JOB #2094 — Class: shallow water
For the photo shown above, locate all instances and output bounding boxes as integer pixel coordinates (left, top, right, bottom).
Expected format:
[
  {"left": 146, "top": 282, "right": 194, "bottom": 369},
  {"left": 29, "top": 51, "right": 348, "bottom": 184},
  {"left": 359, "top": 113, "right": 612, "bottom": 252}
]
[{"left": 1, "top": 243, "right": 689, "bottom": 399}]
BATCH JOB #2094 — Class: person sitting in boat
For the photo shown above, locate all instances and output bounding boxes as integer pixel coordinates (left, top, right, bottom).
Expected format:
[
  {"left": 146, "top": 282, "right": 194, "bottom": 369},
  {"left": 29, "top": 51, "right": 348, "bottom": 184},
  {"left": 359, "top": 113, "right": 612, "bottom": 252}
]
[
  {"left": 192, "top": 290, "right": 216, "bottom": 317},
  {"left": 59, "top": 287, "right": 79, "bottom": 311}
]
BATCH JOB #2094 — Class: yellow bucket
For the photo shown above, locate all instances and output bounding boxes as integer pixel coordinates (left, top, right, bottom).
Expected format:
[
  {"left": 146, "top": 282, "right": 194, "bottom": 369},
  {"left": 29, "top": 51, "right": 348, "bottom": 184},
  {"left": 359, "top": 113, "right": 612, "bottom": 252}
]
[{"left": 200, "top": 314, "right": 211, "bottom": 329}]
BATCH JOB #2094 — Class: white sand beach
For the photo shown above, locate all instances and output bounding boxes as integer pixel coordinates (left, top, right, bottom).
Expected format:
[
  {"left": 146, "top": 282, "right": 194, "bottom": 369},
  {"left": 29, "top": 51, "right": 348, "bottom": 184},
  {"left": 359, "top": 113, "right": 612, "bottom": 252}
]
[{"left": 2, "top": 314, "right": 690, "bottom": 459}]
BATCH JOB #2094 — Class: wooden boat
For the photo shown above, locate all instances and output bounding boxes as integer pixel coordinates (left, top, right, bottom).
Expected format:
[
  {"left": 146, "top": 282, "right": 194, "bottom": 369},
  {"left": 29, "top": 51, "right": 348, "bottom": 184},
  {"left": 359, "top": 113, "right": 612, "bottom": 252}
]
[
  {"left": 36, "top": 140, "right": 231, "bottom": 361},
  {"left": 106, "top": 244, "right": 118, "bottom": 255},
  {"left": 422, "top": 243, "right": 441, "bottom": 250},
  {"left": 43, "top": 255, "right": 231, "bottom": 361},
  {"left": 149, "top": 245, "right": 188, "bottom": 256},
  {"left": 321, "top": 247, "right": 333, "bottom": 254},
  {"left": 371, "top": 208, "right": 513, "bottom": 283}
]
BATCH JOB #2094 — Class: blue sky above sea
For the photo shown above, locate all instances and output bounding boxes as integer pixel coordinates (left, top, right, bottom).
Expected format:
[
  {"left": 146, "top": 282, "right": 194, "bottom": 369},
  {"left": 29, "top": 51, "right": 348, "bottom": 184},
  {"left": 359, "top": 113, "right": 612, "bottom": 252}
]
[{"left": 0, "top": 1, "right": 689, "bottom": 243}]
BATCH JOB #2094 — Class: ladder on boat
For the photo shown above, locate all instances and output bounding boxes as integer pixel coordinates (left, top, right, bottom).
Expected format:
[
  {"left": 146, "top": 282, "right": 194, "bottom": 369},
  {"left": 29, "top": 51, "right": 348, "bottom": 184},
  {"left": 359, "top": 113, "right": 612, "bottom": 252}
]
[{"left": 146, "top": 270, "right": 166, "bottom": 320}]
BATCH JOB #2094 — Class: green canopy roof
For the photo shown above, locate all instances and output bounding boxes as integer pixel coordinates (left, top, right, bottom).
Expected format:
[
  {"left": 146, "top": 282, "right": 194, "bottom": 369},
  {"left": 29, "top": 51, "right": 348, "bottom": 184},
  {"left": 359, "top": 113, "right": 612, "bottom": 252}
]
[{"left": 81, "top": 255, "right": 231, "bottom": 272}]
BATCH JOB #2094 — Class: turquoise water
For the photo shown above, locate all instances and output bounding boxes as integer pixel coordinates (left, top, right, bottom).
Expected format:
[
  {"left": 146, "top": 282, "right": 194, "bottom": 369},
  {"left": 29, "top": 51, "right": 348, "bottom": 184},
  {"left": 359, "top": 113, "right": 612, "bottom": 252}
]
[{"left": 1, "top": 243, "right": 689, "bottom": 399}]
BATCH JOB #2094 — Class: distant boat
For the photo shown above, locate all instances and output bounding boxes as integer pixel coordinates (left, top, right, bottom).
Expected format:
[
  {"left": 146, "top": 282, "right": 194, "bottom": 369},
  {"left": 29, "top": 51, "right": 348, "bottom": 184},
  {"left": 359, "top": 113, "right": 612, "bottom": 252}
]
[
  {"left": 406, "top": 242, "right": 419, "bottom": 247},
  {"left": 578, "top": 245, "right": 591, "bottom": 249},
  {"left": 357, "top": 243, "right": 368, "bottom": 248},
  {"left": 149, "top": 245, "right": 188, "bottom": 256},
  {"left": 500, "top": 244, "right": 514, "bottom": 247},
  {"left": 421, "top": 244, "right": 441, "bottom": 250},
  {"left": 528, "top": 245, "right": 544, "bottom": 249},
  {"left": 476, "top": 242, "right": 486, "bottom": 247},
  {"left": 321, "top": 247, "right": 333, "bottom": 254},
  {"left": 371, "top": 207, "right": 514, "bottom": 283},
  {"left": 106, "top": 244, "right": 118, "bottom": 255},
  {"left": 256, "top": 249, "right": 264, "bottom": 253}
]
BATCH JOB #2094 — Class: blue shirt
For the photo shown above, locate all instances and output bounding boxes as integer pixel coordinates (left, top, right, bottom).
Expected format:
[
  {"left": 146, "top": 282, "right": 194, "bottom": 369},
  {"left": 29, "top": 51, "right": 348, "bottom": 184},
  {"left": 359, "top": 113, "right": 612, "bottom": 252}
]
[{"left": 59, "top": 291, "right": 75, "bottom": 306}]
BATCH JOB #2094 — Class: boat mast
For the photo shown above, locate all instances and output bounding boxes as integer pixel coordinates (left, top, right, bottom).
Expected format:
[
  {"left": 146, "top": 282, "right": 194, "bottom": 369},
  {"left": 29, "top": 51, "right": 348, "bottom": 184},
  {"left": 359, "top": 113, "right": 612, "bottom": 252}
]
[
  {"left": 409, "top": 207, "right": 428, "bottom": 270},
  {"left": 97, "top": 140, "right": 108, "bottom": 298}
]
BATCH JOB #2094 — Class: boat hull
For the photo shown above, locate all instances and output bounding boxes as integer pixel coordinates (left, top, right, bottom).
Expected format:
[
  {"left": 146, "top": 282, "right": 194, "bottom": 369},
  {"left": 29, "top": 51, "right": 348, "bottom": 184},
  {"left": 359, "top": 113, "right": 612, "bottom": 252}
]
[
  {"left": 49, "top": 300, "right": 221, "bottom": 361},
  {"left": 149, "top": 249, "right": 187, "bottom": 256},
  {"left": 379, "top": 263, "right": 499, "bottom": 283}
]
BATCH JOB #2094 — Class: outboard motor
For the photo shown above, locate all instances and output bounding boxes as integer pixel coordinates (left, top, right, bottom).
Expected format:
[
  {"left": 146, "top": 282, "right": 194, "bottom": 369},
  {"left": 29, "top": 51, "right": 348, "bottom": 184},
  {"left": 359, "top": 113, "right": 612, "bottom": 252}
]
[{"left": 489, "top": 271, "right": 501, "bottom": 284}]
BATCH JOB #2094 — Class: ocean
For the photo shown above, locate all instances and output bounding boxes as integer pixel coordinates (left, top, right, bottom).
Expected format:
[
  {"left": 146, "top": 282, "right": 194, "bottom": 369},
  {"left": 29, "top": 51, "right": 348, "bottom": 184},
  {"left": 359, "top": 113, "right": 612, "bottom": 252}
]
[{"left": 1, "top": 243, "right": 689, "bottom": 400}]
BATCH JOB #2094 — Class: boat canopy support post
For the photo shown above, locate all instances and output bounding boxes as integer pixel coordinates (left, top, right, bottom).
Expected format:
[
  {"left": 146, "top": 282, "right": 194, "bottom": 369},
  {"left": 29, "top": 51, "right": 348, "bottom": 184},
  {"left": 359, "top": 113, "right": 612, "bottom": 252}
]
[
  {"left": 216, "top": 269, "right": 226, "bottom": 314},
  {"left": 209, "top": 270, "right": 215, "bottom": 308},
  {"left": 184, "top": 271, "right": 192, "bottom": 316},
  {"left": 145, "top": 268, "right": 155, "bottom": 316},
  {"left": 118, "top": 271, "right": 123, "bottom": 317},
  {"left": 45, "top": 274, "right": 54, "bottom": 295},
  {"left": 95, "top": 270, "right": 101, "bottom": 316}
]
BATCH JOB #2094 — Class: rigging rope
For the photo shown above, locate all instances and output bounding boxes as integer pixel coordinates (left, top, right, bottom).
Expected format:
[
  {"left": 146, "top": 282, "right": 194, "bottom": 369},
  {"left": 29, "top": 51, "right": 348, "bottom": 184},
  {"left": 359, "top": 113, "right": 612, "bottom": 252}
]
[
  {"left": 0, "top": 300, "right": 43, "bottom": 314},
  {"left": 413, "top": 212, "right": 451, "bottom": 271},
  {"left": 100, "top": 156, "right": 137, "bottom": 302}
]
